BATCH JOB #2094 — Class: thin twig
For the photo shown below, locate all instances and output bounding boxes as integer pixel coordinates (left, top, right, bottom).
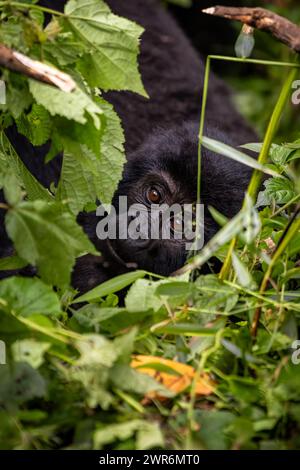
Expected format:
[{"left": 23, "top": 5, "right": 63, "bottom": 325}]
[
  {"left": 0, "top": 44, "right": 76, "bottom": 92},
  {"left": 203, "top": 6, "right": 300, "bottom": 53}
]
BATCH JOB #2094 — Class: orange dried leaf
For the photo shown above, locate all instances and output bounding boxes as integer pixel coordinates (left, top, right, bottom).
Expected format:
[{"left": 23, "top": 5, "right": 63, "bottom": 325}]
[{"left": 131, "top": 355, "right": 214, "bottom": 399}]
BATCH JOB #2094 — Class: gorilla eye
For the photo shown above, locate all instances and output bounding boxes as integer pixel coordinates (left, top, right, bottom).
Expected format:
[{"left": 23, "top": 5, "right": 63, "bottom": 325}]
[{"left": 147, "top": 187, "right": 162, "bottom": 204}]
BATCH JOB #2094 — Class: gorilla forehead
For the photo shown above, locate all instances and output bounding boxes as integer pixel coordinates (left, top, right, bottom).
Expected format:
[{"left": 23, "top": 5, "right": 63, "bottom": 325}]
[
  {"left": 116, "top": 120, "right": 253, "bottom": 219},
  {"left": 120, "top": 122, "right": 198, "bottom": 192}
]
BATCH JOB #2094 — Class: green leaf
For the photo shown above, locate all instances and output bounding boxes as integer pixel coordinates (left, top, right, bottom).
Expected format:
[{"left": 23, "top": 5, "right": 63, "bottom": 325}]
[
  {"left": 0, "top": 132, "right": 52, "bottom": 202},
  {"left": 96, "top": 98, "right": 126, "bottom": 205},
  {"left": 125, "top": 279, "right": 165, "bottom": 313},
  {"left": 0, "top": 277, "right": 61, "bottom": 317},
  {"left": 202, "top": 136, "right": 280, "bottom": 177},
  {"left": 12, "top": 339, "right": 50, "bottom": 368},
  {"left": 74, "top": 270, "right": 147, "bottom": 303},
  {"left": 16, "top": 104, "right": 52, "bottom": 146},
  {"left": 231, "top": 251, "right": 255, "bottom": 289},
  {"left": 0, "top": 255, "right": 27, "bottom": 271},
  {"left": 56, "top": 151, "right": 97, "bottom": 214},
  {"left": 5, "top": 76, "right": 33, "bottom": 119},
  {"left": 65, "top": 0, "right": 147, "bottom": 96},
  {"left": 0, "top": 363, "right": 46, "bottom": 407},
  {"left": 29, "top": 80, "right": 103, "bottom": 128},
  {"left": 75, "top": 334, "right": 118, "bottom": 367},
  {"left": 155, "top": 281, "right": 191, "bottom": 298},
  {"left": 153, "top": 323, "right": 219, "bottom": 336},
  {"left": 5, "top": 200, "right": 98, "bottom": 287},
  {"left": 94, "top": 419, "right": 163, "bottom": 450},
  {"left": 42, "top": 33, "right": 85, "bottom": 66},
  {"left": 56, "top": 100, "right": 125, "bottom": 213},
  {"left": 257, "top": 177, "right": 296, "bottom": 206},
  {"left": 136, "top": 421, "right": 164, "bottom": 450},
  {"left": 178, "top": 196, "right": 261, "bottom": 273}
]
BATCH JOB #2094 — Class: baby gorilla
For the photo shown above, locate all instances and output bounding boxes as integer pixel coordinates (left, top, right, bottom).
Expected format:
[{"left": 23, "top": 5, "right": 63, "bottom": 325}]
[
  {"left": 0, "top": 0, "right": 257, "bottom": 291},
  {"left": 74, "top": 121, "right": 253, "bottom": 289}
]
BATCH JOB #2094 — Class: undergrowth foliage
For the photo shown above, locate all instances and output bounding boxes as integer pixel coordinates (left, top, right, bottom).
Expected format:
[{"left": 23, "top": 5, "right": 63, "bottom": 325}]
[{"left": 0, "top": 0, "right": 299, "bottom": 451}]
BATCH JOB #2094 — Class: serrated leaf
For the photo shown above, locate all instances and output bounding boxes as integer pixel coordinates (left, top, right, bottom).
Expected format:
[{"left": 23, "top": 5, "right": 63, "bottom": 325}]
[
  {"left": 29, "top": 80, "right": 103, "bottom": 128},
  {"left": 257, "top": 177, "right": 296, "bottom": 206},
  {"left": 0, "top": 276, "right": 61, "bottom": 317},
  {"left": 65, "top": 0, "right": 147, "bottom": 96},
  {"left": 16, "top": 104, "right": 52, "bottom": 146},
  {"left": 0, "top": 131, "right": 52, "bottom": 202},
  {"left": 5, "top": 200, "right": 98, "bottom": 287},
  {"left": 56, "top": 99, "right": 125, "bottom": 212},
  {"left": 5, "top": 77, "right": 33, "bottom": 119},
  {"left": 42, "top": 33, "right": 84, "bottom": 66},
  {"left": 96, "top": 98, "right": 126, "bottom": 204},
  {"left": 56, "top": 151, "right": 97, "bottom": 214}
]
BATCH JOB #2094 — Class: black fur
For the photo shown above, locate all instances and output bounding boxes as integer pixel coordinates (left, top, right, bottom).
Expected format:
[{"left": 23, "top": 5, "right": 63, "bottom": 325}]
[{"left": 0, "top": 0, "right": 257, "bottom": 291}]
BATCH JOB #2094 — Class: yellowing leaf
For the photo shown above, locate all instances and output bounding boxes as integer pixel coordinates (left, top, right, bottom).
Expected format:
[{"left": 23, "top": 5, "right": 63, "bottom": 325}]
[{"left": 131, "top": 355, "right": 214, "bottom": 400}]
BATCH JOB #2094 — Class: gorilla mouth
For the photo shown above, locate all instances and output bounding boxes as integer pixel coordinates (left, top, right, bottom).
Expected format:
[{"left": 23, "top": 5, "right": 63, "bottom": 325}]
[{"left": 105, "top": 238, "right": 138, "bottom": 270}]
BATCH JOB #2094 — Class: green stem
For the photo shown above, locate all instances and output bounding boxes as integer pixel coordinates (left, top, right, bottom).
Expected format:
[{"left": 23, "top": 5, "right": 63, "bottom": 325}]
[
  {"left": 0, "top": 1, "right": 65, "bottom": 16},
  {"left": 220, "top": 67, "right": 298, "bottom": 280},
  {"left": 209, "top": 55, "right": 300, "bottom": 68},
  {"left": 197, "top": 56, "right": 211, "bottom": 203},
  {"left": 247, "top": 67, "right": 298, "bottom": 200},
  {"left": 271, "top": 193, "right": 300, "bottom": 218},
  {"left": 251, "top": 204, "right": 300, "bottom": 336}
]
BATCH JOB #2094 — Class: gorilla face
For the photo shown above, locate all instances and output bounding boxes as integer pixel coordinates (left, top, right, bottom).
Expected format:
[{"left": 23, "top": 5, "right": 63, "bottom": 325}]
[{"left": 95, "top": 121, "right": 253, "bottom": 276}]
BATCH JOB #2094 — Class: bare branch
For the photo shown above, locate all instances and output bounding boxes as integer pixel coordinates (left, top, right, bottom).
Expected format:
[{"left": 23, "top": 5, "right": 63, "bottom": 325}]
[
  {"left": 0, "top": 44, "right": 76, "bottom": 92},
  {"left": 202, "top": 6, "right": 300, "bottom": 53}
]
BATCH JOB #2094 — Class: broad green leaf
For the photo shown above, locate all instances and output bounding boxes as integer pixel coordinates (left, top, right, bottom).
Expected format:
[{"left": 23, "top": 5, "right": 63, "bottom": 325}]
[
  {"left": 65, "top": 0, "right": 147, "bottom": 96},
  {"left": 42, "top": 32, "right": 85, "bottom": 66},
  {"left": 125, "top": 279, "right": 165, "bottom": 313},
  {"left": 194, "top": 410, "right": 235, "bottom": 450},
  {"left": 96, "top": 98, "right": 126, "bottom": 205},
  {"left": 57, "top": 100, "right": 125, "bottom": 213},
  {"left": 29, "top": 80, "right": 103, "bottom": 128},
  {"left": 5, "top": 200, "right": 98, "bottom": 287},
  {"left": 0, "top": 277, "right": 61, "bottom": 317},
  {"left": 74, "top": 270, "right": 147, "bottom": 303},
  {"left": 194, "top": 275, "right": 239, "bottom": 313},
  {"left": 257, "top": 177, "right": 296, "bottom": 206},
  {"left": 56, "top": 151, "right": 97, "bottom": 214}
]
